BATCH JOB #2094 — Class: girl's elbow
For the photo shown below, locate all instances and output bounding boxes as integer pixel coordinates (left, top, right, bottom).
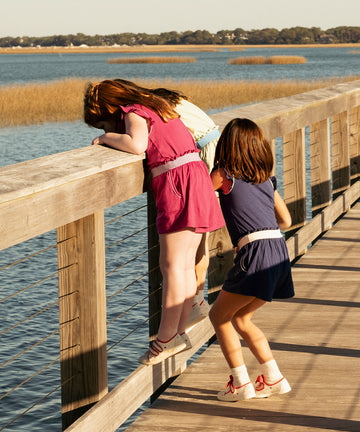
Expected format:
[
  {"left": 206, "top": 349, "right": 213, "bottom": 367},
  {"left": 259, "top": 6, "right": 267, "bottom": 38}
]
[
  {"left": 129, "top": 141, "right": 147, "bottom": 155},
  {"left": 133, "top": 148, "right": 146, "bottom": 155},
  {"left": 280, "top": 215, "right": 292, "bottom": 230},
  {"left": 133, "top": 139, "right": 148, "bottom": 155}
]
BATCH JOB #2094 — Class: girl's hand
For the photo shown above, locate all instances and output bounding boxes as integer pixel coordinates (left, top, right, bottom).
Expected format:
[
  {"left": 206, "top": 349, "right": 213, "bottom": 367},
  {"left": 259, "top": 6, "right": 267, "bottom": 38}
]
[
  {"left": 211, "top": 168, "right": 233, "bottom": 194},
  {"left": 92, "top": 135, "right": 105, "bottom": 145}
]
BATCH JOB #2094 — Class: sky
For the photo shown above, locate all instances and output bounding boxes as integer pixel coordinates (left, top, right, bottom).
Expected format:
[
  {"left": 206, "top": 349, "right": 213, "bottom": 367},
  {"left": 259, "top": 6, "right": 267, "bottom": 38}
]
[{"left": 1, "top": 0, "right": 360, "bottom": 38}]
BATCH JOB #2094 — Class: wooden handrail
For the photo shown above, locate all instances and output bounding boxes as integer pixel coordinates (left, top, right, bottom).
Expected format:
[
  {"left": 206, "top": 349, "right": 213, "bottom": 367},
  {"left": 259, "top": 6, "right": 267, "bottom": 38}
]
[
  {"left": 1, "top": 80, "right": 359, "bottom": 251},
  {"left": 0, "top": 147, "right": 145, "bottom": 251}
]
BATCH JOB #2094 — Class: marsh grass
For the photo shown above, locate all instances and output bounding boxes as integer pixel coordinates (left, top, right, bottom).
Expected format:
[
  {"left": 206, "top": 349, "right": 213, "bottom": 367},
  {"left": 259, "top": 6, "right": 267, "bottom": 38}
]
[
  {"left": 229, "top": 55, "right": 307, "bottom": 65},
  {"left": 0, "top": 79, "right": 86, "bottom": 127},
  {"left": 106, "top": 56, "right": 196, "bottom": 64},
  {"left": 226, "top": 47, "right": 245, "bottom": 51},
  {"left": 1, "top": 76, "right": 359, "bottom": 127}
]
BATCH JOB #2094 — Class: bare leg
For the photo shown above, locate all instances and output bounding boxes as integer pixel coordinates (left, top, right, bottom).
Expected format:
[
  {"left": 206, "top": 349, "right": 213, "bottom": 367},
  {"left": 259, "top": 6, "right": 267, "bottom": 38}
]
[
  {"left": 210, "top": 290, "right": 291, "bottom": 399},
  {"left": 209, "top": 290, "right": 271, "bottom": 368},
  {"left": 232, "top": 300, "right": 273, "bottom": 364},
  {"left": 158, "top": 229, "right": 202, "bottom": 340}
]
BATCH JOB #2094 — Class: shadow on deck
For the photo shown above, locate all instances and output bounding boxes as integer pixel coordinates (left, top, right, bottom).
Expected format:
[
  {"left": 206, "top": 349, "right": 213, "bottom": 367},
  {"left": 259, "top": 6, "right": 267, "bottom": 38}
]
[{"left": 126, "top": 202, "right": 360, "bottom": 432}]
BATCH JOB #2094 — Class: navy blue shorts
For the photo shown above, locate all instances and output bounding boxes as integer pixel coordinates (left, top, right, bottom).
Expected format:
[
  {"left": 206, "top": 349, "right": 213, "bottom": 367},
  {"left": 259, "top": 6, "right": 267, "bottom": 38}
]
[{"left": 222, "top": 238, "right": 294, "bottom": 302}]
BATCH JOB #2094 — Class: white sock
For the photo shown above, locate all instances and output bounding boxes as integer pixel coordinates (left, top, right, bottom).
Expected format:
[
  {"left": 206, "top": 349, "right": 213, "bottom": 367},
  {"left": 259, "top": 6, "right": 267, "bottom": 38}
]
[
  {"left": 231, "top": 364, "right": 251, "bottom": 387},
  {"left": 261, "top": 359, "right": 283, "bottom": 382},
  {"left": 194, "top": 292, "right": 204, "bottom": 304}
]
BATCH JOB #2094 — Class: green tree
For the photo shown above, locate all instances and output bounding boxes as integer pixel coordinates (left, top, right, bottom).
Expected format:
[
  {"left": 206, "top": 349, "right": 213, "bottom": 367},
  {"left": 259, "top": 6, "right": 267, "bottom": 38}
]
[
  {"left": 181, "top": 30, "right": 214, "bottom": 44},
  {"left": 247, "top": 28, "right": 279, "bottom": 44}
]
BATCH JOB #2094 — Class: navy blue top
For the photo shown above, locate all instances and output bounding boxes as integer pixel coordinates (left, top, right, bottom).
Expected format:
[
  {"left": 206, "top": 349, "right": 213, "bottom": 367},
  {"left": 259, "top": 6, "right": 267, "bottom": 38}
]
[{"left": 218, "top": 172, "right": 279, "bottom": 247}]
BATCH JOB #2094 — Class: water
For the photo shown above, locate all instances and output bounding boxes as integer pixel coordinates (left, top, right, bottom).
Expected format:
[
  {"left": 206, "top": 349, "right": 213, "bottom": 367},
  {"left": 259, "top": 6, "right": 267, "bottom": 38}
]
[
  {"left": 0, "top": 47, "right": 359, "bottom": 86},
  {"left": 0, "top": 47, "right": 358, "bottom": 431}
]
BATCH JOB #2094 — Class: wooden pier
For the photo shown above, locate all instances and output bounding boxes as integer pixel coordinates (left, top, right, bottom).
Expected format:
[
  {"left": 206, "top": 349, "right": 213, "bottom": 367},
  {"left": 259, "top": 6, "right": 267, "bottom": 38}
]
[
  {"left": 1, "top": 80, "right": 359, "bottom": 431},
  {"left": 126, "top": 202, "right": 360, "bottom": 432}
]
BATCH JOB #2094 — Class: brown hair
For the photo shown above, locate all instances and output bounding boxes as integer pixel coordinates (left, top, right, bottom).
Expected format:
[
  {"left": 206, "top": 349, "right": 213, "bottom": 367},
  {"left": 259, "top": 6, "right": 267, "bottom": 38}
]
[
  {"left": 84, "top": 79, "right": 179, "bottom": 126},
  {"left": 150, "top": 87, "right": 188, "bottom": 107},
  {"left": 214, "top": 118, "right": 273, "bottom": 184}
]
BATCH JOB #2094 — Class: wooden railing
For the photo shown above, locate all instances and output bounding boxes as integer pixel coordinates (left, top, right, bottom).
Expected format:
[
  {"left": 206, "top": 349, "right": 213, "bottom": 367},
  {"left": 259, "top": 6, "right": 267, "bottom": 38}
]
[{"left": 0, "top": 80, "right": 359, "bottom": 432}]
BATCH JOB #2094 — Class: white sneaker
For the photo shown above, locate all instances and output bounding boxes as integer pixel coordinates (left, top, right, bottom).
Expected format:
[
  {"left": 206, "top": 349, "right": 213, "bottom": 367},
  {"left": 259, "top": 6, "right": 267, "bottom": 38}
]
[
  {"left": 138, "top": 333, "right": 191, "bottom": 366},
  {"left": 186, "top": 299, "right": 210, "bottom": 328},
  {"left": 255, "top": 374, "right": 291, "bottom": 398},
  {"left": 217, "top": 375, "right": 256, "bottom": 401}
]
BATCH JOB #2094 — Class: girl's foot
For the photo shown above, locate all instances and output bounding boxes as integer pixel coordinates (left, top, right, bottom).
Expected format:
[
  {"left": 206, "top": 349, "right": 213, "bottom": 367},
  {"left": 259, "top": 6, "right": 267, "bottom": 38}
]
[
  {"left": 255, "top": 374, "right": 291, "bottom": 398},
  {"left": 217, "top": 375, "right": 256, "bottom": 401},
  {"left": 138, "top": 333, "right": 191, "bottom": 366}
]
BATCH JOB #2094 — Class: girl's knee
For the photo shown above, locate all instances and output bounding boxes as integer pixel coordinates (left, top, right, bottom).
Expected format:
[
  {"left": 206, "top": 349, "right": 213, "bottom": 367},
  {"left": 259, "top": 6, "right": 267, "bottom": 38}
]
[
  {"left": 209, "top": 305, "right": 216, "bottom": 324},
  {"left": 209, "top": 304, "right": 232, "bottom": 327},
  {"left": 232, "top": 315, "right": 252, "bottom": 335},
  {"left": 209, "top": 305, "right": 222, "bottom": 327}
]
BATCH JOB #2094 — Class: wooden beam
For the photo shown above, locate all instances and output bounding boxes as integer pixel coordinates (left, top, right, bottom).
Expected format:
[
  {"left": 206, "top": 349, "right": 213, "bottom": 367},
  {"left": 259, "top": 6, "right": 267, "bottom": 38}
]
[
  {"left": 57, "top": 212, "right": 108, "bottom": 429},
  {"left": 211, "top": 79, "right": 360, "bottom": 140},
  {"left": 349, "top": 106, "right": 360, "bottom": 181},
  {"left": 63, "top": 316, "right": 215, "bottom": 432},
  {"left": 0, "top": 148, "right": 145, "bottom": 251},
  {"left": 283, "top": 128, "right": 306, "bottom": 236},
  {"left": 331, "top": 111, "right": 350, "bottom": 198},
  {"left": 207, "top": 226, "right": 234, "bottom": 303},
  {"left": 310, "top": 118, "right": 331, "bottom": 215},
  {"left": 147, "top": 186, "right": 162, "bottom": 341},
  {"left": 286, "top": 181, "right": 360, "bottom": 261}
]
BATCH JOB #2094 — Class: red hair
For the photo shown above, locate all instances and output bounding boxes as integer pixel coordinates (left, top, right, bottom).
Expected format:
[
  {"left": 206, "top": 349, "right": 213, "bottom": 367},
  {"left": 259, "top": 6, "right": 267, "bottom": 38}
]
[{"left": 84, "top": 79, "right": 179, "bottom": 126}]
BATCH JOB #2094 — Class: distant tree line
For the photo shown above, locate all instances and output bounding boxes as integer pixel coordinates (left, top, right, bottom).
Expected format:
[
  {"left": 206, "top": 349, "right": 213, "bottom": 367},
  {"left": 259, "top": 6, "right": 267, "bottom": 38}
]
[{"left": 1, "top": 26, "right": 359, "bottom": 48}]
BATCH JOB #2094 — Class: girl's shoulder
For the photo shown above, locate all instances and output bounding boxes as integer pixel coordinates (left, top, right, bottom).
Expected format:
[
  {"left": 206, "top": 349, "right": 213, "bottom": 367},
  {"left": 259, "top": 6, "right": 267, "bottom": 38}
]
[
  {"left": 121, "top": 104, "right": 151, "bottom": 116},
  {"left": 120, "top": 104, "right": 156, "bottom": 126}
]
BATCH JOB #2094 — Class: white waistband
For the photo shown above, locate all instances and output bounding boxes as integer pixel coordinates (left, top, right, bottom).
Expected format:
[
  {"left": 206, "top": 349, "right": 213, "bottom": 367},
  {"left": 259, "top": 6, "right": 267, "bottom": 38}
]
[
  {"left": 151, "top": 152, "right": 201, "bottom": 178},
  {"left": 238, "top": 229, "right": 282, "bottom": 250}
]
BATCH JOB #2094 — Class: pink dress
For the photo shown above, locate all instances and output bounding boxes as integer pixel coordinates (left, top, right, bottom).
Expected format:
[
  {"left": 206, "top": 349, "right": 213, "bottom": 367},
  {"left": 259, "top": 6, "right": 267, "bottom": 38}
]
[{"left": 120, "top": 104, "right": 225, "bottom": 234}]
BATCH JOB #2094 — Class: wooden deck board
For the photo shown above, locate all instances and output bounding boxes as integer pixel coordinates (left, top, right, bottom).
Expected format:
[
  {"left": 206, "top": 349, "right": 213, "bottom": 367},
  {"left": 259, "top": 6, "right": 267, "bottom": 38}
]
[{"left": 126, "top": 202, "right": 360, "bottom": 432}]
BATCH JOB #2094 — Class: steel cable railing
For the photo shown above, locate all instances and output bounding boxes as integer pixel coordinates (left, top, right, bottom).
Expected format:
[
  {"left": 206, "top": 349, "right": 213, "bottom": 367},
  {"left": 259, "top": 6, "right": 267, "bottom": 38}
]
[{"left": 0, "top": 200, "right": 153, "bottom": 431}]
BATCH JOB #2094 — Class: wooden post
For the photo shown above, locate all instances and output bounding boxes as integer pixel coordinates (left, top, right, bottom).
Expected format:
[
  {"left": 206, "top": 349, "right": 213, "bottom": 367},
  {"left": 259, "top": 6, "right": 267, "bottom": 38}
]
[
  {"left": 282, "top": 128, "right": 306, "bottom": 238},
  {"left": 57, "top": 212, "right": 108, "bottom": 430},
  {"left": 270, "top": 139, "right": 276, "bottom": 176},
  {"left": 207, "top": 226, "right": 234, "bottom": 304},
  {"left": 349, "top": 106, "right": 360, "bottom": 183},
  {"left": 331, "top": 111, "right": 350, "bottom": 199},
  {"left": 146, "top": 179, "right": 162, "bottom": 342},
  {"left": 310, "top": 119, "right": 331, "bottom": 216}
]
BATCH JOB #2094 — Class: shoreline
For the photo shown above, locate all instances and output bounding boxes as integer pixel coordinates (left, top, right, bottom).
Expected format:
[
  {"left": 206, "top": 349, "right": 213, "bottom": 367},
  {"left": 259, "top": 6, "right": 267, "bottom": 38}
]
[{"left": 1, "top": 43, "right": 360, "bottom": 55}]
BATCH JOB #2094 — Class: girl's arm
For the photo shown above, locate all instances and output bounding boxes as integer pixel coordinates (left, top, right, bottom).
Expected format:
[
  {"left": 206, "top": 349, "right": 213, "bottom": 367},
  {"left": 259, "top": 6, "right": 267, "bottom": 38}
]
[
  {"left": 211, "top": 168, "right": 233, "bottom": 193},
  {"left": 92, "top": 112, "right": 148, "bottom": 155},
  {"left": 274, "top": 190, "right": 292, "bottom": 229}
]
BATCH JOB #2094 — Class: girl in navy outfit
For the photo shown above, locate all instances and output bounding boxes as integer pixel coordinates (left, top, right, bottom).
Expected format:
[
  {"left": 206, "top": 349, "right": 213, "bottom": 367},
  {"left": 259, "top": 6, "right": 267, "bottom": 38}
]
[{"left": 210, "top": 118, "right": 295, "bottom": 401}]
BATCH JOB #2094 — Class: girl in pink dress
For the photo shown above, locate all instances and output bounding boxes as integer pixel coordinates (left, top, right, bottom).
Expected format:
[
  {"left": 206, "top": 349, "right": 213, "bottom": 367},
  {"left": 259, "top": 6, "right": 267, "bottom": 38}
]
[{"left": 84, "top": 79, "right": 225, "bottom": 365}]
